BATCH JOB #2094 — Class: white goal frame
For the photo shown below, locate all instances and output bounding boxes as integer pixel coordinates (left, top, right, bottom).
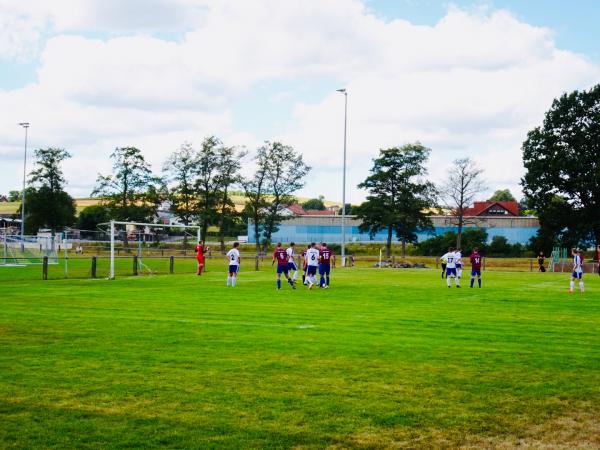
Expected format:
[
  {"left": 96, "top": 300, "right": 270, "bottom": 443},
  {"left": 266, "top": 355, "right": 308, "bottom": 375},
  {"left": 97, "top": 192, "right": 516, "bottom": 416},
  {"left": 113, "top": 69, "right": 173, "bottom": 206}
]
[{"left": 102, "top": 220, "right": 201, "bottom": 279}]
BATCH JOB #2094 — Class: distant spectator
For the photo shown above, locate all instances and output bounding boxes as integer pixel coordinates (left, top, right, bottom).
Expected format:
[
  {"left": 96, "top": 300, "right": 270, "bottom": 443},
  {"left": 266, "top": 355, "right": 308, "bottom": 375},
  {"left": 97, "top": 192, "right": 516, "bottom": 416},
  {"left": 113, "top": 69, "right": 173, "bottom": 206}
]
[{"left": 537, "top": 251, "right": 546, "bottom": 272}]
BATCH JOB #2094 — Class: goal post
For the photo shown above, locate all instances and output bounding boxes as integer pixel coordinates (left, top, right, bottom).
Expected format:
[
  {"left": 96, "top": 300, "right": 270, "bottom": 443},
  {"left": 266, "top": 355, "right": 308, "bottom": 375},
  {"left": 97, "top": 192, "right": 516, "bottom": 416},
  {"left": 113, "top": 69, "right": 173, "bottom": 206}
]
[{"left": 102, "top": 220, "right": 201, "bottom": 279}]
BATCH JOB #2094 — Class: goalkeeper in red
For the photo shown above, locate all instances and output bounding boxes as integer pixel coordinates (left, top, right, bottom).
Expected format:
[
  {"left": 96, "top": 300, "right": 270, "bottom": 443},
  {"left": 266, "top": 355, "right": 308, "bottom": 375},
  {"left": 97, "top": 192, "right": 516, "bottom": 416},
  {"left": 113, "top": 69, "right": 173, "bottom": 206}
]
[{"left": 469, "top": 248, "right": 482, "bottom": 288}]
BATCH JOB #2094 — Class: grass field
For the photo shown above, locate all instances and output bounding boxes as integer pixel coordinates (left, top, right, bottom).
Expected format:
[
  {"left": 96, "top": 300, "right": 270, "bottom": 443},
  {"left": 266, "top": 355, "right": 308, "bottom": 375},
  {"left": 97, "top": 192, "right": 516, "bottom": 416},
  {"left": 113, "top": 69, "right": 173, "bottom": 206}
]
[{"left": 1, "top": 261, "right": 599, "bottom": 449}]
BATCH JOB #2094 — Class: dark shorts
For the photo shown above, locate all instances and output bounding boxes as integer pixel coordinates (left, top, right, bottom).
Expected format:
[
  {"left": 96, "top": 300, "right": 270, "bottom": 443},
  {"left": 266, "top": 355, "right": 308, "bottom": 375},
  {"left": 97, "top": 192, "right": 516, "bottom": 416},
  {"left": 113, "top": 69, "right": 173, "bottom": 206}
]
[
  {"left": 572, "top": 271, "right": 583, "bottom": 279},
  {"left": 456, "top": 263, "right": 462, "bottom": 269},
  {"left": 276, "top": 265, "right": 289, "bottom": 275},
  {"left": 287, "top": 262, "right": 297, "bottom": 271},
  {"left": 471, "top": 269, "right": 481, "bottom": 277},
  {"left": 307, "top": 265, "right": 317, "bottom": 276},
  {"left": 319, "top": 264, "right": 330, "bottom": 276},
  {"left": 228, "top": 265, "right": 238, "bottom": 274},
  {"left": 446, "top": 268, "right": 457, "bottom": 277}
]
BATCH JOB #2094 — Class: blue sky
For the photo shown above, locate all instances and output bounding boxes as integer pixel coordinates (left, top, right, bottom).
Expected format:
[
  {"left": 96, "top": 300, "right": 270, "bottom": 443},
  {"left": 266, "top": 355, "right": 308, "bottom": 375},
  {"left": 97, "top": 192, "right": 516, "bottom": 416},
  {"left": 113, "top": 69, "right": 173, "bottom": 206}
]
[{"left": 1, "top": 0, "right": 599, "bottom": 203}]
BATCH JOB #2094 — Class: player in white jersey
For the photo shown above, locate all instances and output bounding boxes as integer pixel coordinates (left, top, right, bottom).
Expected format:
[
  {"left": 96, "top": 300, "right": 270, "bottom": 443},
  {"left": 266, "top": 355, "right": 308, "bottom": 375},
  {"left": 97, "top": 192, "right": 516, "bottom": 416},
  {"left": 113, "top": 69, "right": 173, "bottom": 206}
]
[
  {"left": 569, "top": 248, "right": 584, "bottom": 293},
  {"left": 286, "top": 242, "right": 298, "bottom": 281},
  {"left": 304, "top": 242, "right": 320, "bottom": 290},
  {"left": 455, "top": 248, "right": 463, "bottom": 279},
  {"left": 440, "top": 247, "right": 460, "bottom": 288},
  {"left": 226, "top": 242, "right": 240, "bottom": 287}
]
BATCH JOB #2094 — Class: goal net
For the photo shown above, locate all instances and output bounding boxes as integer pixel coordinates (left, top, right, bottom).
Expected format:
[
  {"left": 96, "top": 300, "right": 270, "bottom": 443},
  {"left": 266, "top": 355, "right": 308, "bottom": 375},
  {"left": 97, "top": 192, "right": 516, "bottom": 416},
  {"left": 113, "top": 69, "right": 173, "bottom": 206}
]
[
  {"left": 100, "top": 221, "right": 201, "bottom": 279},
  {"left": 0, "top": 234, "right": 60, "bottom": 266}
]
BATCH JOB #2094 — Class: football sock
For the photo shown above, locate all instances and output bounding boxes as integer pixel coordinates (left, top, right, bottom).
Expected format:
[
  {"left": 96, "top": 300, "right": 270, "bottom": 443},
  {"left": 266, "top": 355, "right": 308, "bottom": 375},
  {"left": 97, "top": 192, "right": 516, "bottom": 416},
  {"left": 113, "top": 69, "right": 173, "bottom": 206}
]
[
  {"left": 470, "top": 278, "right": 474, "bottom": 288},
  {"left": 569, "top": 280, "right": 574, "bottom": 291},
  {"left": 288, "top": 278, "right": 294, "bottom": 286},
  {"left": 478, "top": 278, "right": 481, "bottom": 288},
  {"left": 232, "top": 277, "right": 236, "bottom": 287},
  {"left": 227, "top": 276, "right": 231, "bottom": 286},
  {"left": 277, "top": 279, "right": 281, "bottom": 289},
  {"left": 326, "top": 276, "right": 330, "bottom": 286},
  {"left": 579, "top": 281, "right": 584, "bottom": 292},
  {"left": 320, "top": 275, "right": 325, "bottom": 287},
  {"left": 302, "top": 274, "right": 306, "bottom": 283},
  {"left": 446, "top": 277, "right": 450, "bottom": 287},
  {"left": 293, "top": 271, "right": 298, "bottom": 280}
]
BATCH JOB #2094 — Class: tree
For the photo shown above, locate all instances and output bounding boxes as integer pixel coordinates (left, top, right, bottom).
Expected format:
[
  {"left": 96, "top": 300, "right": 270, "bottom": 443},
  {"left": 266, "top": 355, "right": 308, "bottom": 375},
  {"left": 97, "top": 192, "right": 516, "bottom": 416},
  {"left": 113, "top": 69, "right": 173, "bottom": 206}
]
[
  {"left": 260, "top": 141, "right": 311, "bottom": 251},
  {"left": 242, "top": 146, "right": 271, "bottom": 270},
  {"left": 163, "top": 142, "right": 200, "bottom": 249},
  {"left": 440, "top": 158, "right": 486, "bottom": 249},
  {"left": 356, "top": 143, "right": 436, "bottom": 257},
  {"left": 195, "top": 136, "right": 222, "bottom": 241},
  {"left": 301, "top": 196, "right": 326, "bottom": 211},
  {"left": 8, "top": 190, "right": 21, "bottom": 202},
  {"left": 18, "top": 148, "right": 76, "bottom": 233},
  {"left": 488, "top": 235, "right": 511, "bottom": 257},
  {"left": 522, "top": 84, "right": 600, "bottom": 248},
  {"left": 92, "top": 147, "right": 163, "bottom": 248},
  {"left": 77, "top": 205, "right": 111, "bottom": 230},
  {"left": 487, "top": 189, "right": 516, "bottom": 202},
  {"left": 214, "top": 145, "right": 247, "bottom": 253}
]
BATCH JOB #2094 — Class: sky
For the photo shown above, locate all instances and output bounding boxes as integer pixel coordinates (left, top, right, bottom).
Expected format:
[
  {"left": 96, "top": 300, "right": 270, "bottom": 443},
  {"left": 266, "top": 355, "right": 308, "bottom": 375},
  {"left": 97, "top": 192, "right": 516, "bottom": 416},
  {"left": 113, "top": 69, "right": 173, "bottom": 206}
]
[{"left": 1, "top": 0, "right": 600, "bottom": 205}]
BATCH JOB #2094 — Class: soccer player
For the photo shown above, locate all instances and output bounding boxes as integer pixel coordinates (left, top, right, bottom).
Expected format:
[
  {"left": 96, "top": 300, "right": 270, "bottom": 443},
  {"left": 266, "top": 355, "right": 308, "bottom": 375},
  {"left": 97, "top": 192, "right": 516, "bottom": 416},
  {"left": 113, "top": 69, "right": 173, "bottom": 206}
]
[
  {"left": 569, "top": 248, "right": 584, "bottom": 293},
  {"left": 301, "top": 244, "right": 310, "bottom": 284},
  {"left": 305, "top": 242, "right": 320, "bottom": 289},
  {"left": 286, "top": 242, "right": 299, "bottom": 281},
  {"left": 272, "top": 242, "right": 295, "bottom": 290},
  {"left": 469, "top": 248, "right": 482, "bottom": 288},
  {"left": 226, "top": 242, "right": 240, "bottom": 287},
  {"left": 318, "top": 242, "right": 332, "bottom": 288},
  {"left": 537, "top": 251, "right": 546, "bottom": 272},
  {"left": 440, "top": 253, "right": 447, "bottom": 279},
  {"left": 455, "top": 248, "right": 463, "bottom": 280},
  {"left": 195, "top": 240, "right": 207, "bottom": 275},
  {"left": 440, "top": 247, "right": 460, "bottom": 288}
]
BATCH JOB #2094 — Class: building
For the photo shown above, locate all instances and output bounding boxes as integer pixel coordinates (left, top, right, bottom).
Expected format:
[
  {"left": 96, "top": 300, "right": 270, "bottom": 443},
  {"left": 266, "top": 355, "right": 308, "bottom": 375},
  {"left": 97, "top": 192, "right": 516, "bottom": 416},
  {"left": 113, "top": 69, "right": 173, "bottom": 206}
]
[{"left": 247, "top": 201, "right": 539, "bottom": 245}]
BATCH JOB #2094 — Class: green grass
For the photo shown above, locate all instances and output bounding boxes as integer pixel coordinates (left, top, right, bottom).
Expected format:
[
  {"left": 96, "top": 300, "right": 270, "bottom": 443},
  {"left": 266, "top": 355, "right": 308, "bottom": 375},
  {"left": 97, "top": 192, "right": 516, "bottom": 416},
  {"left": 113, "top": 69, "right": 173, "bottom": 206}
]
[{"left": 1, "top": 262, "right": 599, "bottom": 448}]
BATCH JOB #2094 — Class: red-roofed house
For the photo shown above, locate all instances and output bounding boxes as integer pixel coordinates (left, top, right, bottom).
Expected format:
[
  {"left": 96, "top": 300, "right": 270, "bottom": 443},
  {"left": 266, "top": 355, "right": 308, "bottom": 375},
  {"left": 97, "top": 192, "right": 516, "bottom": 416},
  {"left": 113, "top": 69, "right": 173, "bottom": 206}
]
[{"left": 463, "top": 201, "right": 519, "bottom": 217}]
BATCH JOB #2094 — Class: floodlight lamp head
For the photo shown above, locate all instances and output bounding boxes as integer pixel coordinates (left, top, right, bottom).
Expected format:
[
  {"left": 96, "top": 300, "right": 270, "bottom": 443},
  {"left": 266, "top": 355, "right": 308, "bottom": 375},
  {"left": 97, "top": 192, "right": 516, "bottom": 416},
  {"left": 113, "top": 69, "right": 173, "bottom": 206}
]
[
  {"left": 336, "top": 88, "right": 346, "bottom": 93},
  {"left": 18, "top": 122, "right": 29, "bottom": 128}
]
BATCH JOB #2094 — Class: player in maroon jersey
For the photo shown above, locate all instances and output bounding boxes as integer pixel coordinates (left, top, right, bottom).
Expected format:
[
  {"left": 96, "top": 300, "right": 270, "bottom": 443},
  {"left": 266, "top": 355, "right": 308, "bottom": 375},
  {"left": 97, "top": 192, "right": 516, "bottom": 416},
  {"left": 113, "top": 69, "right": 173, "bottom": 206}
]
[
  {"left": 272, "top": 242, "right": 296, "bottom": 290},
  {"left": 469, "top": 248, "right": 483, "bottom": 288},
  {"left": 318, "top": 242, "right": 332, "bottom": 288}
]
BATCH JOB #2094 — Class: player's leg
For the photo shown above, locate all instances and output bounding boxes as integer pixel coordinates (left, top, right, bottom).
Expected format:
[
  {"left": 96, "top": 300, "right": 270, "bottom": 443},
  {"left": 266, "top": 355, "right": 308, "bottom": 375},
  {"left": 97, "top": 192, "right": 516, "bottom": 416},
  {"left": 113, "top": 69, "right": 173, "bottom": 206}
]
[
  {"left": 470, "top": 269, "right": 475, "bottom": 288},
  {"left": 455, "top": 272, "right": 460, "bottom": 287},
  {"left": 292, "top": 263, "right": 298, "bottom": 281},
  {"left": 441, "top": 263, "right": 446, "bottom": 279},
  {"left": 477, "top": 272, "right": 481, "bottom": 288},
  {"left": 446, "top": 269, "right": 451, "bottom": 287},
  {"left": 276, "top": 266, "right": 282, "bottom": 290},
  {"left": 579, "top": 273, "right": 584, "bottom": 292},
  {"left": 325, "top": 266, "right": 330, "bottom": 287},
  {"left": 285, "top": 268, "right": 295, "bottom": 288},
  {"left": 569, "top": 273, "right": 575, "bottom": 292}
]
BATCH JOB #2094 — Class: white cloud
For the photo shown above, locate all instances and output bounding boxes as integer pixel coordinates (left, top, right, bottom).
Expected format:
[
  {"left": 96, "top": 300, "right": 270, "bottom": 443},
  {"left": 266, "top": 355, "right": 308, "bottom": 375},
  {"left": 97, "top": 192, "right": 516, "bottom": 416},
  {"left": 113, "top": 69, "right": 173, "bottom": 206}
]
[{"left": 0, "top": 1, "right": 599, "bottom": 204}]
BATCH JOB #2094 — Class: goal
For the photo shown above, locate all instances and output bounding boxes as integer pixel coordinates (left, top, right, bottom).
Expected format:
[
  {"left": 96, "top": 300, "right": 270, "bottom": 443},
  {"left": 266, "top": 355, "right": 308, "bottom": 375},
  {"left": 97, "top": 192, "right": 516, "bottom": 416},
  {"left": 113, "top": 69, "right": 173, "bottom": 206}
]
[
  {"left": 102, "top": 221, "right": 201, "bottom": 279},
  {"left": 0, "top": 234, "right": 59, "bottom": 266}
]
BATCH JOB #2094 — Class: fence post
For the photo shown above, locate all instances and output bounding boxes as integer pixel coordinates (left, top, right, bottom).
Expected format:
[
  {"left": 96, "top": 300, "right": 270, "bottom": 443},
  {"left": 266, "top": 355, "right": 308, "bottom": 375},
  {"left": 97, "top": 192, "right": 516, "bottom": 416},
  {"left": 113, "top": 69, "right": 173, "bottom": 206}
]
[
  {"left": 435, "top": 257, "right": 439, "bottom": 269},
  {"left": 482, "top": 257, "right": 486, "bottom": 271},
  {"left": 42, "top": 256, "right": 48, "bottom": 280},
  {"left": 529, "top": 259, "right": 533, "bottom": 272},
  {"left": 169, "top": 255, "right": 174, "bottom": 274},
  {"left": 91, "top": 256, "right": 97, "bottom": 278},
  {"left": 133, "top": 256, "right": 138, "bottom": 275}
]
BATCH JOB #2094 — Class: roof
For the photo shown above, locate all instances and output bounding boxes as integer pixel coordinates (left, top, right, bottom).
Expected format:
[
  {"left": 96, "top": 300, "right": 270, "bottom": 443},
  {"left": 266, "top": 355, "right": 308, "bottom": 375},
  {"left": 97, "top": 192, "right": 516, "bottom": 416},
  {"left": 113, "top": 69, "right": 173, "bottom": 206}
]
[
  {"left": 463, "top": 201, "right": 519, "bottom": 217},
  {"left": 284, "top": 204, "right": 335, "bottom": 216}
]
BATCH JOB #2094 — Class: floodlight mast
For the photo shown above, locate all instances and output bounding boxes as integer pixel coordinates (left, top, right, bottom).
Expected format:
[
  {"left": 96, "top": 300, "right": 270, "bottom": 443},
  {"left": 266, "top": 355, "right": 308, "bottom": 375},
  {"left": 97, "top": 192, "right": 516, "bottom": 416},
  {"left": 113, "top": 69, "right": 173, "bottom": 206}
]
[
  {"left": 18, "top": 122, "right": 29, "bottom": 251},
  {"left": 336, "top": 89, "right": 348, "bottom": 266}
]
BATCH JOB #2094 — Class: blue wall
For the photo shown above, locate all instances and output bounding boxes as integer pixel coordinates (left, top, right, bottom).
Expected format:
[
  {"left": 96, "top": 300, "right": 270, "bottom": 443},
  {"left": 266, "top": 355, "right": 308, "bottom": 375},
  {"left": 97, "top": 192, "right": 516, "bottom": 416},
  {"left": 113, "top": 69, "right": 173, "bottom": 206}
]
[{"left": 247, "top": 223, "right": 539, "bottom": 245}]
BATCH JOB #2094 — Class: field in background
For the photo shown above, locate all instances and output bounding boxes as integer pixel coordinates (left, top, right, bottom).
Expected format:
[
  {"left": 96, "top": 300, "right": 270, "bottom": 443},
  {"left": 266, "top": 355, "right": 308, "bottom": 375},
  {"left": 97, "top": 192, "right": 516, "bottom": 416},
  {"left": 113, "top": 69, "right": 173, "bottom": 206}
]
[{"left": 1, "top": 263, "right": 599, "bottom": 448}]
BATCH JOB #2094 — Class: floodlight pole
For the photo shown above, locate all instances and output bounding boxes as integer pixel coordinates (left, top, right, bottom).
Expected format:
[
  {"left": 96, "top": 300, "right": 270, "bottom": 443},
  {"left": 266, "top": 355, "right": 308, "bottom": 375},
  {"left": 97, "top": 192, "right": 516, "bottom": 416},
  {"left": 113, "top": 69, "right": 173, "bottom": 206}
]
[
  {"left": 110, "top": 220, "right": 115, "bottom": 279},
  {"left": 18, "top": 122, "right": 29, "bottom": 251},
  {"left": 337, "top": 89, "right": 348, "bottom": 267}
]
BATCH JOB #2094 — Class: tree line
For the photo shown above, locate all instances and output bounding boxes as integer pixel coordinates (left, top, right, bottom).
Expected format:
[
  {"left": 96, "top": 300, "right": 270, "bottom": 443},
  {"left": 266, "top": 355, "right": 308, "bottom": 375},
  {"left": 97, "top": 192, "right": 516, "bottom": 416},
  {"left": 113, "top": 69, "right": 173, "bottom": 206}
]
[{"left": 8, "top": 83, "right": 600, "bottom": 258}]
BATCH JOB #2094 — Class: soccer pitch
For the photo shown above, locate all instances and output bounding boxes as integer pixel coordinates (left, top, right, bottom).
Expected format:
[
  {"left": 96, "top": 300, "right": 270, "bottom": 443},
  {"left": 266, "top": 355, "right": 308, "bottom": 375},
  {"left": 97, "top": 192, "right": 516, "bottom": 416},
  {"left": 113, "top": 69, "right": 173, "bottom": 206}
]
[{"left": 1, "top": 262, "right": 599, "bottom": 448}]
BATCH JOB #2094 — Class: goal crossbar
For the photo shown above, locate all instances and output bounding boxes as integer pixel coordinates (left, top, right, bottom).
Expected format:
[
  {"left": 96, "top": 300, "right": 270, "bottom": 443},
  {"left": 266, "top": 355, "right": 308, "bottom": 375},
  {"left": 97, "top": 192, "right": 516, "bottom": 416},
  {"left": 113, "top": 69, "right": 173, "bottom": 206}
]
[{"left": 101, "top": 220, "right": 201, "bottom": 279}]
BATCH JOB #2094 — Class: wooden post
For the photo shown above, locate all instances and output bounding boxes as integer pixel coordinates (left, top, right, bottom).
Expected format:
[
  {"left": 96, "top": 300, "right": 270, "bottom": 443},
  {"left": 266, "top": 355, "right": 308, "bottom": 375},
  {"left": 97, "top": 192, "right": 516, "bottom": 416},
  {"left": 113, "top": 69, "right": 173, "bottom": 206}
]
[
  {"left": 42, "top": 256, "right": 48, "bottom": 280},
  {"left": 133, "top": 256, "right": 138, "bottom": 275},
  {"left": 529, "top": 259, "right": 533, "bottom": 272},
  {"left": 169, "top": 255, "right": 174, "bottom": 274},
  {"left": 91, "top": 256, "right": 97, "bottom": 278},
  {"left": 482, "top": 257, "right": 486, "bottom": 271}
]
